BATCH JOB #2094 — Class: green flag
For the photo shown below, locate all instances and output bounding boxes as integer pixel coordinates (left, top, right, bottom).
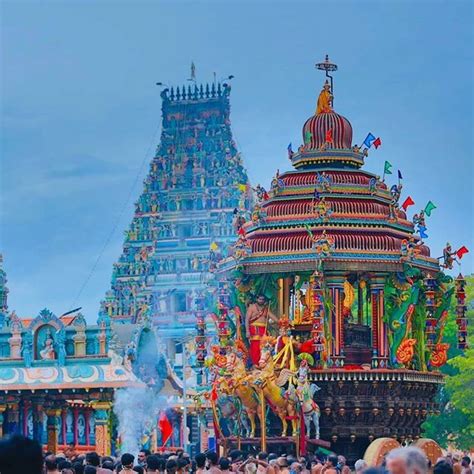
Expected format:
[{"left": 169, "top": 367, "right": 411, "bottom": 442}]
[
  {"left": 424, "top": 201, "right": 437, "bottom": 216},
  {"left": 384, "top": 161, "right": 393, "bottom": 175},
  {"left": 304, "top": 130, "right": 313, "bottom": 144}
]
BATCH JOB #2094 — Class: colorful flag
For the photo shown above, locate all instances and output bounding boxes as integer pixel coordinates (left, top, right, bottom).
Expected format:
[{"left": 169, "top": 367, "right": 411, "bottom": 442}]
[
  {"left": 325, "top": 129, "right": 333, "bottom": 143},
  {"left": 398, "top": 170, "right": 403, "bottom": 180},
  {"left": 456, "top": 246, "right": 469, "bottom": 259},
  {"left": 238, "top": 227, "right": 246, "bottom": 236},
  {"left": 424, "top": 201, "right": 437, "bottom": 217},
  {"left": 210, "top": 242, "right": 218, "bottom": 251},
  {"left": 363, "top": 133, "right": 376, "bottom": 148},
  {"left": 237, "top": 184, "right": 247, "bottom": 192},
  {"left": 418, "top": 226, "right": 428, "bottom": 239},
  {"left": 158, "top": 411, "right": 173, "bottom": 447},
  {"left": 401, "top": 196, "right": 415, "bottom": 211},
  {"left": 373, "top": 137, "right": 382, "bottom": 149},
  {"left": 287, "top": 142, "right": 293, "bottom": 157},
  {"left": 304, "top": 130, "right": 313, "bottom": 144},
  {"left": 384, "top": 161, "right": 393, "bottom": 175},
  {"left": 313, "top": 188, "right": 320, "bottom": 200}
]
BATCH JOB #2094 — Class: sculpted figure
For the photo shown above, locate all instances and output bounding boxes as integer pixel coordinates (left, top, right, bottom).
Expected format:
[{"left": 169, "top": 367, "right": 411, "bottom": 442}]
[
  {"left": 245, "top": 295, "right": 278, "bottom": 365},
  {"left": 316, "top": 80, "right": 333, "bottom": 114}
]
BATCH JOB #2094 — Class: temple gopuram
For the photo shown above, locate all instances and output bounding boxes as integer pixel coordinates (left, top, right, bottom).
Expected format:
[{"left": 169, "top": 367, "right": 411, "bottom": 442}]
[
  {"left": 203, "top": 57, "right": 468, "bottom": 463},
  {"left": 105, "top": 75, "right": 252, "bottom": 359}
]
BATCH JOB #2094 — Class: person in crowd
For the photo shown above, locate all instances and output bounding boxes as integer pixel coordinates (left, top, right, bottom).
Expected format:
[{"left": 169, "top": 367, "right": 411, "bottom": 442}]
[
  {"left": 310, "top": 457, "right": 323, "bottom": 474},
  {"left": 195, "top": 453, "right": 207, "bottom": 474},
  {"left": 73, "top": 460, "right": 86, "bottom": 474},
  {"left": 385, "top": 447, "right": 428, "bottom": 474},
  {"left": 119, "top": 453, "right": 136, "bottom": 474},
  {"left": 45, "top": 454, "right": 61, "bottom": 474},
  {"left": 133, "top": 466, "right": 145, "bottom": 474},
  {"left": 219, "top": 457, "right": 231, "bottom": 474},
  {"left": 462, "top": 457, "right": 472, "bottom": 474},
  {"left": 138, "top": 450, "right": 152, "bottom": 468},
  {"left": 354, "top": 459, "right": 368, "bottom": 474},
  {"left": 64, "top": 442, "right": 79, "bottom": 462},
  {"left": 434, "top": 460, "right": 454, "bottom": 474},
  {"left": 166, "top": 458, "right": 178, "bottom": 474},
  {"left": 277, "top": 457, "right": 290, "bottom": 474},
  {"left": 206, "top": 452, "right": 222, "bottom": 474},
  {"left": 337, "top": 456, "right": 351, "bottom": 474},
  {"left": 453, "top": 456, "right": 463, "bottom": 474},
  {"left": 85, "top": 466, "right": 98, "bottom": 474},
  {"left": 58, "top": 459, "right": 73, "bottom": 472},
  {"left": 86, "top": 452, "right": 102, "bottom": 470},
  {"left": 145, "top": 455, "right": 161, "bottom": 474},
  {"left": 321, "top": 455, "right": 338, "bottom": 474},
  {"left": 177, "top": 457, "right": 190, "bottom": 474}
]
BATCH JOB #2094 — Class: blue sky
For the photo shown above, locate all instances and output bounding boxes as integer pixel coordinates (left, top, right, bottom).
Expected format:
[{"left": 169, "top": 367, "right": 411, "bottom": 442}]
[{"left": 1, "top": 0, "right": 473, "bottom": 321}]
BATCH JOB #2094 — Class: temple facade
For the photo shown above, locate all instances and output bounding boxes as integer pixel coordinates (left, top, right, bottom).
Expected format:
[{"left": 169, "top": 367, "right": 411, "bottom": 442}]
[
  {"left": 104, "top": 80, "right": 252, "bottom": 355},
  {"left": 0, "top": 256, "right": 188, "bottom": 456}
]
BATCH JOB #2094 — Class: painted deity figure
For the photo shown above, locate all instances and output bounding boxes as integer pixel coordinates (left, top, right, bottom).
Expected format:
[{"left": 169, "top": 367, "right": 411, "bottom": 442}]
[
  {"left": 245, "top": 295, "right": 278, "bottom": 366},
  {"left": 442, "top": 242, "right": 456, "bottom": 269},
  {"left": 40, "top": 330, "right": 55, "bottom": 360},
  {"left": 316, "top": 80, "right": 333, "bottom": 114}
]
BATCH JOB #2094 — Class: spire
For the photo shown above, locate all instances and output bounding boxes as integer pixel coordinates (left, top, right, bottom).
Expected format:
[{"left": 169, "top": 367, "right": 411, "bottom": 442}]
[{"left": 190, "top": 61, "right": 196, "bottom": 82}]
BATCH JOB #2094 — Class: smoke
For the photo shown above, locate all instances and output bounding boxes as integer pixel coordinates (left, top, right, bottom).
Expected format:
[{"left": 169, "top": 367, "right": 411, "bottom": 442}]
[
  {"left": 114, "top": 386, "right": 166, "bottom": 456},
  {"left": 113, "top": 328, "right": 169, "bottom": 456}
]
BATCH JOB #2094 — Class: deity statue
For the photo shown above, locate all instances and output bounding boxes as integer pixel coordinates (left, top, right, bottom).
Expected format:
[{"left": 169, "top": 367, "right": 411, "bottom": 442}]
[
  {"left": 442, "top": 242, "right": 456, "bottom": 269},
  {"left": 316, "top": 80, "right": 333, "bottom": 114},
  {"left": 245, "top": 295, "right": 278, "bottom": 365},
  {"left": 39, "top": 330, "right": 55, "bottom": 360},
  {"left": 21, "top": 332, "right": 33, "bottom": 368}
]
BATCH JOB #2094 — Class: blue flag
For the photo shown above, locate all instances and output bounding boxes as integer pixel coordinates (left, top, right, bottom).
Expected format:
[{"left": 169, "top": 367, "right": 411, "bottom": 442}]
[
  {"left": 313, "top": 188, "right": 320, "bottom": 200},
  {"left": 363, "top": 133, "right": 376, "bottom": 148},
  {"left": 418, "top": 226, "right": 428, "bottom": 239},
  {"left": 398, "top": 170, "right": 403, "bottom": 180},
  {"left": 288, "top": 142, "right": 293, "bottom": 153}
]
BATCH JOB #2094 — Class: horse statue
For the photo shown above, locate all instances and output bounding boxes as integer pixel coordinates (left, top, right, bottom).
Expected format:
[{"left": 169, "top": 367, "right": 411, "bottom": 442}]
[
  {"left": 297, "top": 381, "right": 321, "bottom": 438},
  {"left": 249, "top": 344, "right": 298, "bottom": 436},
  {"left": 215, "top": 393, "right": 250, "bottom": 437},
  {"left": 222, "top": 351, "right": 262, "bottom": 437}
]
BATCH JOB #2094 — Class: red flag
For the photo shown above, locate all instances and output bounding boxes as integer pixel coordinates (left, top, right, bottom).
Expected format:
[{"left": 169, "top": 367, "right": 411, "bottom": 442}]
[
  {"left": 456, "top": 246, "right": 469, "bottom": 259},
  {"left": 401, "top": 196, "right": 415, "bottom": 211},
  {"left": 325, "top": 129, "right": 333, "bottom": 143},
  {"left": 238, "top": 227, "right": 246, "bottom": 236},
  {"left": 158, "top": 411, "right": 173, "bottom": 447},
  {"left": 373, "top": 137, "right": 382, "bottom": 149}
]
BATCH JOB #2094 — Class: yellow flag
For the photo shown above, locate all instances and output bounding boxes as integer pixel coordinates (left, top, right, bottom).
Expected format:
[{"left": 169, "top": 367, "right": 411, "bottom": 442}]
[
  {"left": 210, "top": 242, "right": 218, "bottom": 251},
  {"left": 237, "top": 184, "right": 247, "bottom": 192}
]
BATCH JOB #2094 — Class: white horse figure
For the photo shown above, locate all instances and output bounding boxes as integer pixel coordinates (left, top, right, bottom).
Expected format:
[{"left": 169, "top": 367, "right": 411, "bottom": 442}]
[{"left": 297, "top": 382, "right": 321, "bottom": 439}]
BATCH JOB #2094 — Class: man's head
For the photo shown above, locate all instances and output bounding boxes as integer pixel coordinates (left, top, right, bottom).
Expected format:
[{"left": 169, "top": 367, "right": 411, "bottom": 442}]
[
  {"left": 177, "top": 458, "right": 189, "bottom": 472},
  {"left": 0, "top": 435, "right": 42, "bottom": 474},
  {"left": 195, "top": 453, "right": 207, "bottom": 469},
  {"left": 146, "top": 455, "right": 161, "bottom": 472},
  {"left": 85, "top": 451, "right": 101, "bottom": 467},
  {"left": 462, "top": 457, "right": 471, "bottom": 468},
  {"left": 386, "top": 447, "right": 428, "bottom": 474},
  {"left": 354, "top": 459, "right": 368, "bottom": 473},
  {"left": 44, "top": 455, "right": 58, "bottom": 472},
  {"left": 138, "top": 449, "right": 150, "bottom": 466},
  {"left": 121, "top": 453, "right": 135, "bottom": 469},
  {"left": 219, "top": 458, "right": 231, "bottom": 471},
  {"left": 207, "top": 451, "right": 219, "bottom": 467},
  {"left": 258, "top": 452, "right": 268, "bottom": 461},
  {"left": 256, "top": 295, "right": 267, "bottom": 306},
  {"left": 337, "top": 456, "right": 346, "bottom": 466},
  {"left": 327, "top": 456, "right": 338, "bottom": 468},
  {"left": 433, "top": 460, "right": 454, "bottom": 474},
  {"left": 166, "top": 458, "right": 178, "bottom": 474}
]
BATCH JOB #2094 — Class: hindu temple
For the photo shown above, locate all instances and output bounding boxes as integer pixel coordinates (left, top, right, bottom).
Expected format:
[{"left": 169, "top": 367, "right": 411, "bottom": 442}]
[
  {"left": 104, "top": 75, "right": 252, "bottom": 362},
  {"left": 206, "top": 57, "right": 466, "bottom": 463}
]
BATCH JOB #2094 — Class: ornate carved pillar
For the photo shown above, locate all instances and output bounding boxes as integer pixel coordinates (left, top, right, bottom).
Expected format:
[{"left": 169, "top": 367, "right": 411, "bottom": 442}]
[
  {"left": 370, "top": 275, "right": 389, "bottom": 368},
  {"left": 73, "top": 407, "right": 79, "bottom": 446},
  {"left": 33, "top": 402, "right": 44, "bottom": 443},
  {"left": 91, "top": 402, "right": 112, "bottom": 456},
  {"left": 0, "top": 405, "right": 6, "bottom": 438},
  {"left": 326, "top": 273, "right": 345, "bottom": 367},
  {"left": 46, "top": 408, "right": 62, "bottom": 454},
  {"left": 7, "top": 403, "right": 20, "bottom": 435}
]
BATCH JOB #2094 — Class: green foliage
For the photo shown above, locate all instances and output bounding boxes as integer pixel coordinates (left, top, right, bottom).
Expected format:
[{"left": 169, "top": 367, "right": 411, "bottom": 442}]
[{"left": 422, "top": 274, "right": 474, "bottom": 450}]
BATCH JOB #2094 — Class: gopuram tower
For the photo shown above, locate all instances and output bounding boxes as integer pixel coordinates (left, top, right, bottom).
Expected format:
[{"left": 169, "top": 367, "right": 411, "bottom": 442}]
[{"left": 103, "top": 74, "right": 252, "bottom": 354}]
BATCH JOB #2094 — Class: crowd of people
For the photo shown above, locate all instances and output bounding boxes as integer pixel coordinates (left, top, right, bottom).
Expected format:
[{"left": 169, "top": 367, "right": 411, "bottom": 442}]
[{"left": 0, "top": 435, "right": 472, "bottom": 474}]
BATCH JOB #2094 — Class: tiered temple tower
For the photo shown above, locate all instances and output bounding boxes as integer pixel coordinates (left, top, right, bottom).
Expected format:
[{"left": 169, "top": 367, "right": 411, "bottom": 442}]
[
  {"left": 104, "top": 79, "right": 252, "bottom": 348},
  {"left": 0, "top": 255, "right": 8, "bottom": 326}
]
